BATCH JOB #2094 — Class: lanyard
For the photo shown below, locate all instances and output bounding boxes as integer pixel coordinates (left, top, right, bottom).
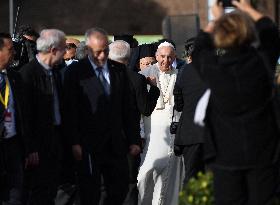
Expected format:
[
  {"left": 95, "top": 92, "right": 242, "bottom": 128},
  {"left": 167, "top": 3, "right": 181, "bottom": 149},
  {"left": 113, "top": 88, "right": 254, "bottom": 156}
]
[{"left": 0, "top": 79, "right": 9, "bottom": 109}]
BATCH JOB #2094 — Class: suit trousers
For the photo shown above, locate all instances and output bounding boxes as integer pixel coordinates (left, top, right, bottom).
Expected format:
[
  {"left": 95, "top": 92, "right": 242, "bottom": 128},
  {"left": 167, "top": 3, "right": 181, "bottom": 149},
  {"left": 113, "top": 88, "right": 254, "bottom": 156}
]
[
  {"left": 76, "top": 149, "right": 129, "bottom": 205},
  {"left": 182, "top": 144, "right": 205, "bottom": 185},
  {"left": 123, "top": 154, "right": 141, "bottom": 205},
  {"left": 212, "top": 165, "right": 278, "bottom": 205},
  {"left": 23, "top": 127, "right": 61, "bottom": 205},
  {"left": 0, "top": 137, "right": 23, "bottom": 205}
]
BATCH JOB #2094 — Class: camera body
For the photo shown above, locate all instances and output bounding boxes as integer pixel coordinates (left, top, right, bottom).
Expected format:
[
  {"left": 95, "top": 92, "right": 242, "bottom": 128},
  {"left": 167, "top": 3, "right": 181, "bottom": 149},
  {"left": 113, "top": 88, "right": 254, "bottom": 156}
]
[
  {"left": 11, "top": 36, "right": 37, "bottom": 70},
  {"left": 218, "top": 0, "right": 239, "bottom": 13},
  {"left": 218, "top": 0, "right": 234, "bottom": 7},
  {"left": 170, "top": 122, "right": 179, "bottom": 135}
]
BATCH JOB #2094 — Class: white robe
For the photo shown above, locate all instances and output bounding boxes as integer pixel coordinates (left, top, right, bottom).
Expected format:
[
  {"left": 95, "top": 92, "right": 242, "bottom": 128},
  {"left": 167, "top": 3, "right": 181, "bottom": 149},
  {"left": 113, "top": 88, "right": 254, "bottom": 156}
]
[{"left": 137, "top": 65, "right": 184, "bottom": 205}]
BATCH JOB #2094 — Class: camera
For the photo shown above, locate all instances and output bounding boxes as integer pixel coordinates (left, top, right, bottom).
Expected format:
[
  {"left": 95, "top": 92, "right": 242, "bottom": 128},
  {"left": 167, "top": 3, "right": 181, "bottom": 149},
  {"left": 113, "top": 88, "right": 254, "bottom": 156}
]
[
  {"left": 170, "top": 122, "right": 179, "bottom": 134},
  {"left": 10, "top": 26, "right": 39, "bottom": 70},
  {"left": 218, "top": 0, "right": 239, "bottom": 13},
  {"left": 11, "top": 37, "right": 37, "bottom": 70}
]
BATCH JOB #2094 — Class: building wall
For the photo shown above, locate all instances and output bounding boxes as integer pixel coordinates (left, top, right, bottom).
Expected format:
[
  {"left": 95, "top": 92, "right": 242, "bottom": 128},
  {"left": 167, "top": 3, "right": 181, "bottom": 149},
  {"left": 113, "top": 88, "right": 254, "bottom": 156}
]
[{"left": 0, "top": 0, "right": 278, "bottom": 35}]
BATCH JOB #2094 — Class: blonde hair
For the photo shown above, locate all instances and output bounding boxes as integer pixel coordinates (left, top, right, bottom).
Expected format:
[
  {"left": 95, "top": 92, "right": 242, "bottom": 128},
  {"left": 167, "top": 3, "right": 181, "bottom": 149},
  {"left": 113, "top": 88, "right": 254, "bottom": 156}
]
[{"left": 213, "top": 11, "right": 256, "bottom": 49}]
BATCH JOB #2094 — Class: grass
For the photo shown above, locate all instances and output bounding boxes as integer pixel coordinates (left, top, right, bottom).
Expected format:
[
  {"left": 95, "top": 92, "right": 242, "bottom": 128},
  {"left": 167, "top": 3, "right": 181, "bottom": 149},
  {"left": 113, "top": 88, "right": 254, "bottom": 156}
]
[{"left": 67, "top": 35, "right": 163, "bottom": 44}]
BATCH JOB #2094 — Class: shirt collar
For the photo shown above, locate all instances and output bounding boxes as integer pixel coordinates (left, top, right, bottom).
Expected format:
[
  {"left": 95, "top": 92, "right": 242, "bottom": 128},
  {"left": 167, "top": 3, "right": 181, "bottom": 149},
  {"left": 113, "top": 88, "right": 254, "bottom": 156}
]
[
  {"left": 172, "top": 58, "right": 177, "bottom": 68},
  {"left": 88, "top": 56, "right": 109, "bottom": 73},
  {"left": 0, "top": 69, "right": 7, "bottom": 74},
  {"left": 36, "top": 54, "right": 52, "bottom": 71}
]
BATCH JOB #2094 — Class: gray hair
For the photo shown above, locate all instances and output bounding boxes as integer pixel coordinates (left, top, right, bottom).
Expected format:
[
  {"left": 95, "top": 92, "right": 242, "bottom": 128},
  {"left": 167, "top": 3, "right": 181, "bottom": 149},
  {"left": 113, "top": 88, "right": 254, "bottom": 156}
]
[
  {"left": 156, "top": 41, "right": 176, "bottom": 59},
  {"left": 85, "top": 27, "right": 108, "bottom": 45},
  {"left": 108, "top": 40, "right": 131, "bottom": 64},
  {"left": 75, "top": 41, "right": 88, "bottom": 60},
  {"left": 36, "top": 29, "right": 66, "bottom": 53},
  {"left": 157, "top": 41, "right": 175, "bottom": 52}
]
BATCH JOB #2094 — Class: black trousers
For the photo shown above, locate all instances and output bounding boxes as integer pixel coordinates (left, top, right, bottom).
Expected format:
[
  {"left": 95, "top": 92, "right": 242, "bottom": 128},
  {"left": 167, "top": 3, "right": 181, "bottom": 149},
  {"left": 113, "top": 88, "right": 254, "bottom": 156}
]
[
  {"left": 182, "top": 144, "right": 205, "bottom": 185},
  {"left": 23, "top": 127, "right": 62, "bottom": 205},
  {"left": 123, "top": 154, "right": 140, "bottom": 205},
  {"left": 76, "top": 150, "right": 129, "bottom": 205},
  {"left": 212, "top": 165, "right": 278, "bottom": 205},
  {"left": 0, "top": 137, "right": 23, "bottom": 204},
  {"left": 24, "top": 156, "right": 60, "bottom": 205}
]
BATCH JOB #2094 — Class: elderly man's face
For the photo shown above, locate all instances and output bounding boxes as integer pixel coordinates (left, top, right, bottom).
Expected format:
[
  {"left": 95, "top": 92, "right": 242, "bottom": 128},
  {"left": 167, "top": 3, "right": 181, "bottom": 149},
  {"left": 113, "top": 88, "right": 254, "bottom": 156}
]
[
  {"left": 156, "top": 46, "right": 175, "bottom": 72},
  {"left": 52, "top": 40, "right": 66, "bottom": 65},
  {"left": 87, "top": 34, "right": 109, "bottom": 67}
]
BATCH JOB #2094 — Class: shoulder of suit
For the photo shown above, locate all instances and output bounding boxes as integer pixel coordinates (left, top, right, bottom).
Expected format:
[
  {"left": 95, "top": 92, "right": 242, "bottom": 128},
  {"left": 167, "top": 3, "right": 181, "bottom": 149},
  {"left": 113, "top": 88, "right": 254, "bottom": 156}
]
[
  {"left": 108, "top": 59, "right": 126, "bottom": 72},
  {"left": 180, "top": 63, "right": 196, "bottom": 76},
  {"left": 20, "top": 59, "right": 37, "bottom": 69},
  {"left": 127, "top": 69, "right": 146, "bottom": 83},
  {"left": 6, "top": 68, "right": 18, "bottom": 80},
  {"left": 65, "top": 58, "right": 90, "bottom": 74},
  {"left": 7, "top": 67, "right": 17, "bottom": 75},
  {"left": 20, "top": 59, "right": 43, "bottom": 75}
]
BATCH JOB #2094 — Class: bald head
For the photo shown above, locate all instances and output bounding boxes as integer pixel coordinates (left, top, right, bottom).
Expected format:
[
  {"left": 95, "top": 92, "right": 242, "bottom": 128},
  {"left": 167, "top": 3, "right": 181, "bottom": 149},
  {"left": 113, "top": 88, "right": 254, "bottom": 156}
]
[
  {"left": 66, "top": 38, "right": 80, "bottom": 47},
  {"left": 85, "top": 28, "right": 108, "bottom": 45},
  {"left": 85, "top": 28, "right": 109, "bottom": 67}
]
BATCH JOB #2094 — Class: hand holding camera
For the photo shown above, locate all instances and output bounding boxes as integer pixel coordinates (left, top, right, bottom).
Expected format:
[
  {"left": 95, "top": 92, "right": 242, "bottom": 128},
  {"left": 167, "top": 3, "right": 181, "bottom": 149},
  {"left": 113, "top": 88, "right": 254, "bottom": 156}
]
[
  {"left": 232, "top": 0, "right": 264, "bottom": 21},
  {"left": 231, "top": 0, "right": 251, "bottom": 12},
  {"left": 211, "top": 0, "right": 263, "bottom": 21}
]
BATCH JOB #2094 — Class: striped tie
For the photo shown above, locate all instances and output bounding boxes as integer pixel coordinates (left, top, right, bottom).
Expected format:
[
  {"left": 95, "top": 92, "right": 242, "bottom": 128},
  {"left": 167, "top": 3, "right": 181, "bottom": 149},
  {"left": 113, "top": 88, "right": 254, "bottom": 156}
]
[
  {"left": 96, "top": 67, "right": 110, "bottom": 96},
  {"left": 0, "top": 72, "right": 6, "bottom": 123}
]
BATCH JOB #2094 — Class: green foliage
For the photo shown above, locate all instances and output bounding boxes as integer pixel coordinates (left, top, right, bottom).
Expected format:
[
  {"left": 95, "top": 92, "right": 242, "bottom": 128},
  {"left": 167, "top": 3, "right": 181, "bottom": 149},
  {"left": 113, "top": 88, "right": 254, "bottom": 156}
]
[
  {"left": 179, "top": 171, "right": 214, "bottom": 205},
  {"left": 67, "top": 35, "right": 163, "bottom": 45},
  {"left": 179, "top": 170, "right": 280, "bottom": 205}
]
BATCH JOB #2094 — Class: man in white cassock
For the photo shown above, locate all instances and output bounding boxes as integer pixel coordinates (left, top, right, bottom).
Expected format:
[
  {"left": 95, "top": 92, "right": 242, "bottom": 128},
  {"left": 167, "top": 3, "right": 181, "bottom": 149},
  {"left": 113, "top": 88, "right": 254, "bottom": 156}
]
[{"left": 137, "top": 42, "right": 184, "bottom": 205}]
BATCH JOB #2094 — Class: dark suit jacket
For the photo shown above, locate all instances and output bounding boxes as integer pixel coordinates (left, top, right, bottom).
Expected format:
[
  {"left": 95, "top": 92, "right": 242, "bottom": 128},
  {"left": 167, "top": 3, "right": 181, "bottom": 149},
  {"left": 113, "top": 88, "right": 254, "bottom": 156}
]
[
  {"left": 127, "top": 69, "right": 159, "bottom": 117},
  {"left": 0, "top": 68, "right": 25, "bottom": 201},
  {"left": 20, "top": 59, "right": 63, "bottom": 156},
  {"left": 125, "top": 70, "right": 160, "bottom": 149},
  {"left": 173, "top": 63, "right": 208, "bottom": 146},
  {"left": 0, "top": 69, "right": 26, "bottom": 148},
  {"left": 63, "top": 58, "right": 139, "bottom": 157}
]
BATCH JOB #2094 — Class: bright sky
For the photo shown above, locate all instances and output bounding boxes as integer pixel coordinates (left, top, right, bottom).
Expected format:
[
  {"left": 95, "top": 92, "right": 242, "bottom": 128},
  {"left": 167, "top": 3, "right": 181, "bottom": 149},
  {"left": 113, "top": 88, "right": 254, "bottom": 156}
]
[{"left": 208, "top": 0, "right": 216, "bottom": 21}]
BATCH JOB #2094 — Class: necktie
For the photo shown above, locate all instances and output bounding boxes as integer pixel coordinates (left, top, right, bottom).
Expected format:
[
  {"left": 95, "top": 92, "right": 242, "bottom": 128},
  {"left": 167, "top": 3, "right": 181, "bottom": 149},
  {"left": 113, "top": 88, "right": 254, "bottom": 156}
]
[
  {"left": 96, "top": 67, "right": 110, "bottom": 96},
  {"left": 48, "top": 70, "right": 61, "bottom": 125},
  {"left": 0, "top": 72, "right": 6, "bottom": 97},
  {"left": 0, "top": 72, "right": 6, "bottom": 123}
]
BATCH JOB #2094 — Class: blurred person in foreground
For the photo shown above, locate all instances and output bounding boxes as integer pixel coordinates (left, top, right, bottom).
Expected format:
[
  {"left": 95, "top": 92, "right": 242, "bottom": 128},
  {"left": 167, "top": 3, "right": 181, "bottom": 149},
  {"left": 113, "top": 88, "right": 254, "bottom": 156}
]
[
  {"left": 63, "top": 28, "right": 141, "bottom": 205},
  {"left": 20, "top": 29, "right": 66, "bottom": 205},
  {"left": 192, "top": 0, "right": 280, "bottom": 204},
  {"left": 137, "top": 42, "right": 184, "bottom": 205},
  {"left": 108, "top": 40, "right": 160, "bottom": 205}
]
